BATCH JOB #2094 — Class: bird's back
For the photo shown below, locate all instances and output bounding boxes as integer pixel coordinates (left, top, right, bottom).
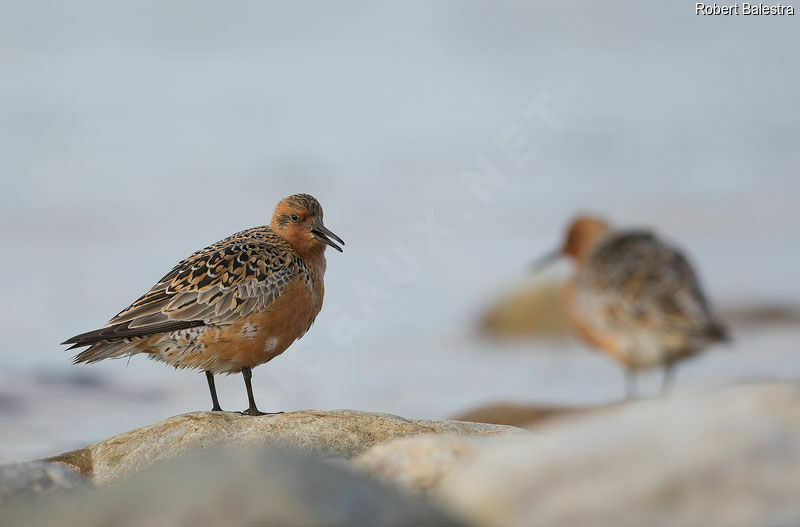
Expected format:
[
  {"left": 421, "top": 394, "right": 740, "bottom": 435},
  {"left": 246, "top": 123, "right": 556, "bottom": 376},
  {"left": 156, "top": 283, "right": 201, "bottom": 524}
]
[{"left": 568, "top": 230, "right": 727, "bottom": 369}]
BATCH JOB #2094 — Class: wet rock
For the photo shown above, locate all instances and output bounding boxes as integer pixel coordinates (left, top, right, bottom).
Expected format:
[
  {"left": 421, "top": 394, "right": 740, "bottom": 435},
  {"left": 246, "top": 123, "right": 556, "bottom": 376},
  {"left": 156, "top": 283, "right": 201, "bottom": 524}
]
[
  {"left": 0, "top": 461, "right": 89, "bottom": 507},
  {"left": 45, "top": 409, "right": 524, "bottom": 485},
  {"left": 718, "top": 303, "right": 800, "bottom": 329},
  {"left": 3, "top": 448, "right": 465, "bottom": 527},
  {"left": 436, "top": 382, "right": 800, "bottom": 527}
]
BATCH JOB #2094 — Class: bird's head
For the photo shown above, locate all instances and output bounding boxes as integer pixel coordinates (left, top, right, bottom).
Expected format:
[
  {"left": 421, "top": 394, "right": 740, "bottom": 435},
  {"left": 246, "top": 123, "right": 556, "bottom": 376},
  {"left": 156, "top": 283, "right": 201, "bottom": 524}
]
[
  {"left": 530, "top": 215, "right": 610, "bottom": 273},
  {"left": 270, "top": 194, "right": 344, "bottom": 255},
  {"left": 561, "top": 215, "right": 610, "bottom": 261}
]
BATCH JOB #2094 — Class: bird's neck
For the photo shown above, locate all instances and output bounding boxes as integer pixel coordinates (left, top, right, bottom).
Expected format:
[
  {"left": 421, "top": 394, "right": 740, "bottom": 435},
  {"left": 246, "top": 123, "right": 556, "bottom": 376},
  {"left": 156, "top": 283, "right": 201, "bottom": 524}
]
[
  {"left": 270, "top": 224, "right": 328, "bottom": 275},
  {"left": 303, "top": 246, "right": 327, "bottom": 277}
]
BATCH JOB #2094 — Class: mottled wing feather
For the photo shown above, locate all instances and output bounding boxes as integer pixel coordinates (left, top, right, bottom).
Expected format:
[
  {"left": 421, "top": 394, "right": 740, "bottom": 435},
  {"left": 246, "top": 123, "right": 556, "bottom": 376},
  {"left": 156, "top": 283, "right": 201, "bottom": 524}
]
[
  {"left": 108, "top": 227, "right": 301, "bottom": 330},
  {"left": 574, "top": 231, "right": 726, "bottom": 356}
]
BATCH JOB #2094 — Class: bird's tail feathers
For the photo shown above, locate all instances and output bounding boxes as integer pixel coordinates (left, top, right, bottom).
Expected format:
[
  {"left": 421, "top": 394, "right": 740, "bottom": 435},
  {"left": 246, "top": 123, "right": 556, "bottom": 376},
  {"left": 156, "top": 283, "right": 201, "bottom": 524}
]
[
  {"left": 707, "top": 320, "right": 730, "bottom": 344},
  {"left": 72, "top": 340, "right": 139, "bottom": 364}
]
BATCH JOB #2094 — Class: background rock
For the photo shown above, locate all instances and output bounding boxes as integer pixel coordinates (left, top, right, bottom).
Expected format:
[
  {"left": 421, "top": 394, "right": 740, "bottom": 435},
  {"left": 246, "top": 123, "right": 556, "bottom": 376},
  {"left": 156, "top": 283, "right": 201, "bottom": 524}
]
[
  {"left": 436, "top": 382, "right": 800, "bottom": 527},
  {"left": 451, "top": 402, "right": 594, "bottom": 428},
  {"left": 478, "top": 279, "right": 571, "bottom": 338},
  {"left": 3, "top": 448, "right": 465, "bottom": 527},
  {"left": 0, "top": 461, "right": 88, "bottom": 507},
  {"left": 45, "top": 409, "right": 526, "bottom": 485}
]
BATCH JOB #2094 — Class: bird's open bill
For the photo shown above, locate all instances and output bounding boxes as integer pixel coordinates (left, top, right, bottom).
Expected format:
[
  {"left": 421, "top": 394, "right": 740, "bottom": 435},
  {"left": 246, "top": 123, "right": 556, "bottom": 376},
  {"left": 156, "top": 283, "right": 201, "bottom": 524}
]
[
  {"left": 530, "top": 249, "right": 561, "bottom": 275},
  {"left": 312, "top": 223, "right": 345, "bottom": 252}
]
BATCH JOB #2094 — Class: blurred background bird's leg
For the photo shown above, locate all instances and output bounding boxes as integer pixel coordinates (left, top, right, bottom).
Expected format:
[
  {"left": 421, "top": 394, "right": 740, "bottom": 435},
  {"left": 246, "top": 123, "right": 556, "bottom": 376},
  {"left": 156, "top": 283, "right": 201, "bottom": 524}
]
[
  {"left": 625, "top": 369, "right": 638, "bottom": 399},
  {"left": 205, "top": 371, "right": 222, "bottom": 412},
  {"left": 660, "top": 364, "right": 676, "bottom": 396}
]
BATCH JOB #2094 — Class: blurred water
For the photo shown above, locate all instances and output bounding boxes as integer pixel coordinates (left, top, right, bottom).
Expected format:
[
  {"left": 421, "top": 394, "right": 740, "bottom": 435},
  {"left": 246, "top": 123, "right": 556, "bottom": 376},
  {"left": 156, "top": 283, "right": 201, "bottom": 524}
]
[{"left": 1, "top": 2, "right": 799, "bottom": 461}]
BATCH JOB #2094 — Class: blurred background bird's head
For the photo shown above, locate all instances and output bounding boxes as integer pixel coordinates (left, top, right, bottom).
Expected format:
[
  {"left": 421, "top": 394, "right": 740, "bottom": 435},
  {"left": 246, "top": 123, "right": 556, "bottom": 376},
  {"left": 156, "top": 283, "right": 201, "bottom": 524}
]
[
  {"left": 562, "top": 216, "right": 611, "bottom": 262},
  {"left": 531, "top": 215, "right": 610, "bottom": 273}
]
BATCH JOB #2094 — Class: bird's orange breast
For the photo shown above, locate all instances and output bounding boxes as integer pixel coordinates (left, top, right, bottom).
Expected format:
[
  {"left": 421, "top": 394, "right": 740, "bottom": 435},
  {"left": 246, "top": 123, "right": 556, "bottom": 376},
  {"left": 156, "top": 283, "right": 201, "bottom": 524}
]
[
  {"left": 193, "top": 276, "right": 323, "bottom": 372},
  {"left": 564, "top": 280, "right": 630, "bottom": 367}
]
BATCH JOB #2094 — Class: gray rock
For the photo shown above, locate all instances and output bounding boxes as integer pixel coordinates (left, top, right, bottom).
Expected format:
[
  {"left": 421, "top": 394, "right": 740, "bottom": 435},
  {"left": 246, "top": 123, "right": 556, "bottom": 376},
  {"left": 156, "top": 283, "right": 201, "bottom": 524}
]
[
  {"left": 436, "top": 382, "right": 800, "bottom": 527},
  {"left": 3, "top": 448, "right": 465, "bottom": 527},
  {"left": 44, "top": 409, "right": 525, "bottom": 485},
  {"left": 0, "top": 461, "right": 89, "bottom": 507}
]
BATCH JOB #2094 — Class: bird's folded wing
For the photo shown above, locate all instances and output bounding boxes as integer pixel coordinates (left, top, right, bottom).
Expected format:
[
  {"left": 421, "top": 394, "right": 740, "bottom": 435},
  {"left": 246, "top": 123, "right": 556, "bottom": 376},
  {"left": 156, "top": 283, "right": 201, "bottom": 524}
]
[
  {"left": 106, "top": 239, "right": 299, "bottom": 331},
  {"left": 577, "top": 232, "right": 723, "bottom": 340}
]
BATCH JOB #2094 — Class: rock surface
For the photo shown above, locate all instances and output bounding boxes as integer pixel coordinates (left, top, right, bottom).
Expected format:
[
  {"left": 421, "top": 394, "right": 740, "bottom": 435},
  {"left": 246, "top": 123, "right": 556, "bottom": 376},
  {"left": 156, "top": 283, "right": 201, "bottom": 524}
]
[
  {"left": 0, "top": 461, "right": 89, "bottom": 506},
  {"left": 3, "top": 448, "right": 465, "bottom": 527},
  {"left": 436, "top": 382, "right": 800, "bottom": 527},
  {"left": 46, "top": 409, "right": 526, "bottom": 485},
  {"left": 353, "top": 434, "right": 493, "bottom": 493}
]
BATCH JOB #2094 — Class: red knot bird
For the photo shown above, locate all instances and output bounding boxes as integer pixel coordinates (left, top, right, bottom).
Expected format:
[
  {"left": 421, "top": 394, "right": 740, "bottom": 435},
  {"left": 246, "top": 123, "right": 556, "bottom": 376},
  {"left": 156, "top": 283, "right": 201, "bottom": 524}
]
[
  {"left": 63, "top": 193, "right": 343, "bottom": 415},
  {"left": 533, "top": 215, "right": 728, "bottom": 397}
]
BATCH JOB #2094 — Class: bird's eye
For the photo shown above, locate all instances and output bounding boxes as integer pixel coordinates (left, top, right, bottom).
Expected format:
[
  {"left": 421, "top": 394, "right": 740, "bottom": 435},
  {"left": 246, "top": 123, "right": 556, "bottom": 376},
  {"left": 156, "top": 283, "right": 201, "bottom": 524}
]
[{"left": 290, "top": 214, "right": 299, "bottom": 222}]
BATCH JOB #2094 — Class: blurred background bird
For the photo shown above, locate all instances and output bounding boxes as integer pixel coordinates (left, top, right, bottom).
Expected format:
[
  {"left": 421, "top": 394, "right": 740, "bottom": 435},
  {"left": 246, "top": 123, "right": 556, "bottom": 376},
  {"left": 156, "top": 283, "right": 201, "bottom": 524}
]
[
  {"left": 532, "top": 216, "right": 729, "bottom": 397},
  {"left": 62, "top": 194, "right": 344, "bottom": 415}
]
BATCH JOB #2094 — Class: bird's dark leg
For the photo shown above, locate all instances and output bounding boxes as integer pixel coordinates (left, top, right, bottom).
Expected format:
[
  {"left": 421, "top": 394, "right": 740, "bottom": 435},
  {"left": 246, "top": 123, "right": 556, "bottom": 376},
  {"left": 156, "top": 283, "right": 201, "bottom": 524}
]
[
  {"left": 205, "top": 371, "right": 222, "bottom": 411},
  {"left": 660, "top": 364, "right": 676, "bottom": 396},
  {"left": 240, "top": 367, "right": 282, "bottom": 416},
  {"left": 624, "top": 369, "right": 638, "bottom": 400}
]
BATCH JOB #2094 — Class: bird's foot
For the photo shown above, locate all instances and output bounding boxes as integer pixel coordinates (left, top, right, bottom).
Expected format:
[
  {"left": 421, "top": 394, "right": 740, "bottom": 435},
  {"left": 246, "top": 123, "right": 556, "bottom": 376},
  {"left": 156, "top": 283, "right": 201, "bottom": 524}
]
[
  {"left": 241, "top": 408, "right": 283, "bottom": 416},
  {"left": 211, "top": 406, "right": 223, "bottom": 412}
]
